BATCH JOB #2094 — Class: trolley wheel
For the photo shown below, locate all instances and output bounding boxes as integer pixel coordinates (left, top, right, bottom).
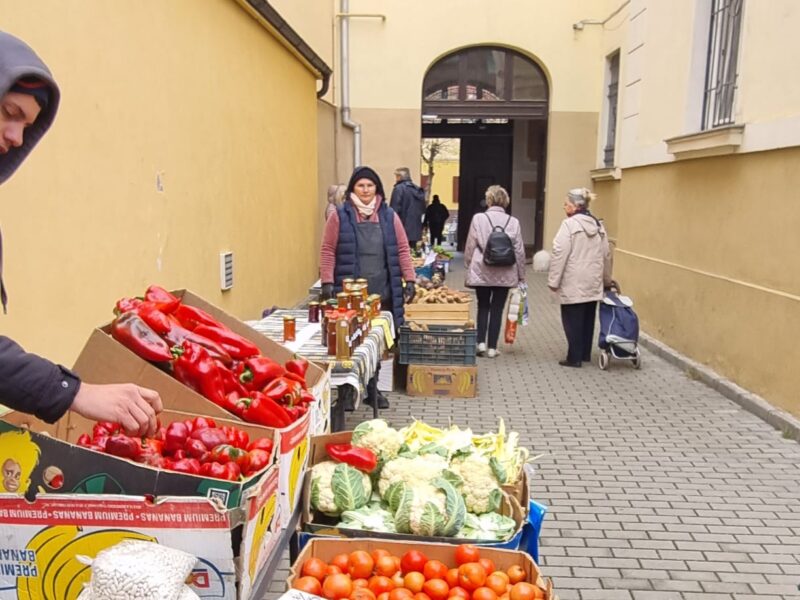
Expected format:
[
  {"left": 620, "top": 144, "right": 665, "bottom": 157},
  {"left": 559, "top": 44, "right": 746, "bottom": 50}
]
[
  {"left": 632, "top": 349, "right": 642, "bottom": 370},
  {"left": 598, "top": 350, "right": 609, "bottom": 370}
]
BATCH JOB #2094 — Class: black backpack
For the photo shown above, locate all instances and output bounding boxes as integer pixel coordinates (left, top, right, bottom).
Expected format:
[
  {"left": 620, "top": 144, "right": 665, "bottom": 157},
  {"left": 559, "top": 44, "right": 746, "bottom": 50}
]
[{"left": 479, "top": 213, "right": 516, "bottom": 266}]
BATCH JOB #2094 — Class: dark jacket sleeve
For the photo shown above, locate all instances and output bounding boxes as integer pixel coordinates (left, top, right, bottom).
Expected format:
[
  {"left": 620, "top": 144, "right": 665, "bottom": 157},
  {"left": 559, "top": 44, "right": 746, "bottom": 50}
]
[
  {"left": 0, "top": 335, "right": 80, "bottom": 423},
  {"left": 390, "top": 186, "right": 406, "bottom": 221}
]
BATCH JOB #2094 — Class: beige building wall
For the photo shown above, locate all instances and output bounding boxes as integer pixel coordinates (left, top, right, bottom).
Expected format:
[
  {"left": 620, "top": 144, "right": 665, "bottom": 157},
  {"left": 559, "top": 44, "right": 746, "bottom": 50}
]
[{"left": 1, "top": 1, "right": 321, "bottom": 366}]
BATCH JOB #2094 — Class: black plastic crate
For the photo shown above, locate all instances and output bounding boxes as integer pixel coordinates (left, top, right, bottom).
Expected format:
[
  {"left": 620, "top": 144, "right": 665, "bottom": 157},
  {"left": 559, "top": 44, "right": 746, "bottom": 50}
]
[{"left": 398, "top": 324, "right": 477, "bottom": 365}]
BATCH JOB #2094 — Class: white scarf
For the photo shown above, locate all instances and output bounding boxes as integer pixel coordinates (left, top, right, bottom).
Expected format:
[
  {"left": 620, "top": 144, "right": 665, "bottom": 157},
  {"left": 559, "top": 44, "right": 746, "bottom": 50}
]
[{"left": 350, "top": 192, "right": 378, "bottom": 218}]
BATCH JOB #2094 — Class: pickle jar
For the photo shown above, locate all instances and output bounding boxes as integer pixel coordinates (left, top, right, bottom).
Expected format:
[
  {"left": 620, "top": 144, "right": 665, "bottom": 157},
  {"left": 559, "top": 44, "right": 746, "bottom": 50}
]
[
  {"left": 307, "top": 301, "right": 320, "bottom": 323},
  {"left": 283, "top": 315, "right": 296, "bottom": 342}
]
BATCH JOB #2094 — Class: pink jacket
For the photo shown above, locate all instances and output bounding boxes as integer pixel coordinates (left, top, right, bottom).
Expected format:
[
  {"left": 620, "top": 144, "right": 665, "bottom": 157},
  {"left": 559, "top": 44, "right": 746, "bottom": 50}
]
[
  {"left": 464, "top": 207, "right": 527, "bottom": 288},
  {"left": 547, "top": 213, "right": 612, "bottom": 304}
]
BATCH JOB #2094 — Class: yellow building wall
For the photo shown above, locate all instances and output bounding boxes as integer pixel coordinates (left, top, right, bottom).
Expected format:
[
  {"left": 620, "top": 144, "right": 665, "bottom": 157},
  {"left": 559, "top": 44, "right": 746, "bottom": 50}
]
[
  {"left": 422, "top": 159, "right": 459, "bottom": 209},
  {"left": 1, "top": 0, "right": 320, "bottom": 366},
  {"left": 614, "top": 148, "right": 800, "bottom": 417},
  {"left": 592, "top": 180, "right": 620, "bottom": 243}
]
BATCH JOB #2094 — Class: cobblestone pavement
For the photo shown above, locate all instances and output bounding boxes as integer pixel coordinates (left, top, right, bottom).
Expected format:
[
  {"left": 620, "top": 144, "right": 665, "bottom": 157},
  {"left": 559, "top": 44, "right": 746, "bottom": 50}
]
[{"left": 264, "top": 262, "right": 800, "bottom": 600}]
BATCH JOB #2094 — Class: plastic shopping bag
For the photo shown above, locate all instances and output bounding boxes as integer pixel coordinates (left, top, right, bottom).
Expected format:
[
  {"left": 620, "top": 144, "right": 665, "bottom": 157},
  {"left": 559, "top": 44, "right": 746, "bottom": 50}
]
[
  {"left": 519, "top": 283, "right": 529, "bottom": 326},
  {"left": 504, "top": 287, "right": 522, "bottom": 344}
]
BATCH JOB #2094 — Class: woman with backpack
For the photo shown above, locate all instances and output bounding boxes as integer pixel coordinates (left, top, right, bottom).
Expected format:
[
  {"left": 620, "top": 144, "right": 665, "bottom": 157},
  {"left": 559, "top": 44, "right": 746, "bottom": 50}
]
[{"left": 464, "top": 185, "right": 526, "bottom": 357}]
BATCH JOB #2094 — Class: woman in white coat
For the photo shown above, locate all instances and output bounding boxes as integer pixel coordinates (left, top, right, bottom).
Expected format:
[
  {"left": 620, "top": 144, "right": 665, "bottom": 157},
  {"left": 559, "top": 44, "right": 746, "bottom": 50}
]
[{"left": 547, "top": 188, "right": 612, "bottom": 367}]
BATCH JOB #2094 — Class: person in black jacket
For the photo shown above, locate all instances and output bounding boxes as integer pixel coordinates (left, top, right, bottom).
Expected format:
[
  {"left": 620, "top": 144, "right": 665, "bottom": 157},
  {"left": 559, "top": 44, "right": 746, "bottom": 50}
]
[
  {"left": 389, "top": 167, "right": 426, "bottom": 250},
  {"left": 0, "top": 31, "right": 162, "bottom": 436},
  {"left": 423, "top": 194, "right": 450, "bottom": 247}
]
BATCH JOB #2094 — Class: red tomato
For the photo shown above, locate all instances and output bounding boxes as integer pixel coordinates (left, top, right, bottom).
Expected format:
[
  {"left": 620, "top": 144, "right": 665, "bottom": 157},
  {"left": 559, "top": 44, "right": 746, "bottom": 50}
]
[
  {"left": 389, "top": 588, "right": 414, "bottom": 600},
  {"left": 403, "top": 572, "right": 425, "bottom": 594},
  {"left": 448, "top": 587, "right": 470, "bottom": 600},
  {"left": 293, "top": 576, "right": 323, "bottom": 596},
  {"left": 351, "top": 588, "right": 377, "bottom": 600},
  {"left": 457, "top": 563, "right": 487, "bottom": 592},
  {"left": 414, "top": 594, "right": 432, "bottom": 600},
  {"left": 332, "top": 553, "right": 351, "bottom": 572},
  {"left": 323, "top": 573, "right": 353, "bottom": 600},
  {"left": 392, "top": 572, "right": 405, "bottom": 588},
  {"left": 506, "top": 566, "right": 526, "bottom": 585},
  {"left": 369, "top": 575, "right": 396, "bottom": 596},
  {"left": 353, "top": 579, "right": 370, "bottom": 589},
  {"left": 372, "top": 549, "right": 391, "bottom": 563},
  {"left": 349, "top": 551, "right": 375, "bottom": 579},
  {"left": 401, "top": 550, "right": 428, "bottom": 574},
  {"left": 327, "top": 565, "right": 344, "bottom": 576},
  {"left": 302, "top": 557, "right": 328, "bottom": 581},
  {"left": 376, "top": 555, "right": 399, "bottom": 577},
  {"left": 445, "top": 568, "right": 459, "bottom": 589},
  {"left": 478, "top": 559, "right": 496, "bottom": 577},
  {"left": 423, "top": 560, "right": 449, "bottom": 581},
  {"left": 485, "top": 573, "right": 509, "bottom": 596},
  {"left": 378, "top": 594, "right": 390, "bottom": 600},
  {"left": 509, "top": 582, "right": 542, "bottom": 600},
  {"left": 472, "top": 587, "right": 498, "bottom": 600},
  {"left": 454, "top": 545, "right": 480, "bottom": 566},
  {"left": 422, "top": 579, "right": 450, "bottom": 600}
]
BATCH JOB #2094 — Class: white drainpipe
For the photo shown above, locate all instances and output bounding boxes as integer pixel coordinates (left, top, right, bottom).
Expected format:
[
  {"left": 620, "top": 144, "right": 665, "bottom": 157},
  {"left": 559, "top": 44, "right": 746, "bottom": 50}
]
[{"left": 340, "top": 0, "right": 362, "bottom": 168}]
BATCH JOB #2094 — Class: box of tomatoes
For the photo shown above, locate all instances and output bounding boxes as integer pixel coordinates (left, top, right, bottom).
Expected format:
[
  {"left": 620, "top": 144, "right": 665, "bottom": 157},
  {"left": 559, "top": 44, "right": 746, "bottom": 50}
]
[{"left": 287, "top": 538, "right": 557, "bottom": 600}]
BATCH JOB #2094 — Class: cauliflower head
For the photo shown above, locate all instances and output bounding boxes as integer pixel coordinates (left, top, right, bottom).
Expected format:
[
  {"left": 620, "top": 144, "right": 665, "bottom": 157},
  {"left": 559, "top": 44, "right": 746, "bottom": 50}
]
[
  {"left": 351, "top": 419, "right": 405, "bottom": 461},
  {"left": 310, "top": 460, "right": 372, "bottom": 516},
  {"left": 392, "top": 477, "right": 466, "bottom": 537},
  {"left": 377, "top": 454, "right": 449, "bottom": 497},
  {"left": 448, "top": 452, "right": 503, "bottom": 514}
]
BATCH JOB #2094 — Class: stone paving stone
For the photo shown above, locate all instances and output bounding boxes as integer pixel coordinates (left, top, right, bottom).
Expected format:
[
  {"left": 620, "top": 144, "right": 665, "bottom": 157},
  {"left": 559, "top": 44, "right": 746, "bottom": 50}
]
[{"left": 262, "top": 266, "right": 800, "bottom": 599}]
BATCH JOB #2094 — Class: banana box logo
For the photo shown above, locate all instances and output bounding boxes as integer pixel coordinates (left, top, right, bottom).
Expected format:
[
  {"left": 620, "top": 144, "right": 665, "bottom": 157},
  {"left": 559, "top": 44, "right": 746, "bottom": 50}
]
[
  {"left": 247, "top": 494, "right": 277, "bottom": 581},
  {"left": 278, "top": 413, "right": 310, "bottom": 515},
  {"left": 15, "top": 526, "right": 156, "bottom": 600},
  {"left": 0, "top": 431, "right": 40, "bottom": 495}
]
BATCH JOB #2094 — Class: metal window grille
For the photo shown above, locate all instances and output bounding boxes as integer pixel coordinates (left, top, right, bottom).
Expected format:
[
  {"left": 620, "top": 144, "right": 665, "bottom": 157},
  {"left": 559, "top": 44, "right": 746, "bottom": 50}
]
[
  {"left": 603, "top": 52, "right": 620, "bottom": 167},
  {"left": 702, "top": 0, "right": 743, "bottom": 129}
]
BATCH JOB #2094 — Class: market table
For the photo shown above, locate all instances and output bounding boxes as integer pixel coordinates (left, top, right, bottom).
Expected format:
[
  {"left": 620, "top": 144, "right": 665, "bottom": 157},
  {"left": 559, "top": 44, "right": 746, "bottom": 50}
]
[{"left": 247, "top": 309, "right": 395, "bottom": 432}]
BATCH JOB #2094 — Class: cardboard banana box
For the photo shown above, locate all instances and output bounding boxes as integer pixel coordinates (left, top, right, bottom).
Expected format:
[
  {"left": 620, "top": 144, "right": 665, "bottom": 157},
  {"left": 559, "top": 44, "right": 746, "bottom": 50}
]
[{"left": 406, "top": 364, "right": 477, "bottom": 398}]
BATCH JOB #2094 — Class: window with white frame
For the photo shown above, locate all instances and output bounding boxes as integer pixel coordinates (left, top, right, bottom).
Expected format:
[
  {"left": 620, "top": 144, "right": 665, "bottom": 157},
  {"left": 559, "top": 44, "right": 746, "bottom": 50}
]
[
  {"left": 603, "top": 51, "right": 620, "bottom": 168},
  {"left": 702, "top": 0, "right": 743, "bottom": 129}
]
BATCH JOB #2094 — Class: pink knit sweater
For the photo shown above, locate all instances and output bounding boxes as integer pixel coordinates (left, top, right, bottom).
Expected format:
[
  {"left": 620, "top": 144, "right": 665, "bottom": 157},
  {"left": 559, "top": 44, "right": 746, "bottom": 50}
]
[{"left": 320, "top": 200, "right": 417, "bottom": 284}]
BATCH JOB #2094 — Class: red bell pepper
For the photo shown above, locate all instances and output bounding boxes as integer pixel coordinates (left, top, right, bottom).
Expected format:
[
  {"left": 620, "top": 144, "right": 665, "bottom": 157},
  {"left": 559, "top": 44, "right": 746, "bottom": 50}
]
[
  {"left": 225, "top": 392, "right": 246, "bottom": 417},
  {"left": 111, "top": 312, "right": 173, "bottom": 363},
  {"left": 219, "top": 364, "right": 250, "bottom": 397},
  {"left": 183, "top": 419, "right": 195, "bottom": 434},
  {"left": 284, "top": 357, "right": 309, "bottom": 379},
  {"left": 243, "top": 449, "right": 271, "bottom": 477},
  {"left": 93, "top": 421, "right": 121, "bottom": 439},
  {"left": 172, "top": 342, "right": 228, "bottom": 408},
  {"left": 283, "top": 371, "right": 308, "bottom": 390},
  {"left": 184, "top": 438, "right": 209, "bottom": 460},
  {"left": 172, "top": 449, "right": 187, "bottom": 461},
  {"left": 247, "top": 437, "right": 275, "bottom": 454},
  {"left": 222, "top": 462, "right": 241, "bottom": 481},
  {"left": 192, "top": 416, "right": 216, "bottom": 430},
  {"left": 189, "top": 427, "right": 228, "bottom": 450},
  {"left": 208, "top": 444, "right": 249, "bottom": 469},
  {"left": 168, "top": 458, "right": 201, "bottom": 475},
  {"left": 106, "top": 434, "right": 143, "bottom": 461},
  {"left": 144, "top": 285, "right": 180, "bottom": 314},
  {"left": 199, "top": 461, "right": 228, "bottom": 480},
  {"left": 164, "top": 421, "right": 190, "bottom": 454},
  {"left": 299, "top": 390, "right": 316, "bottom": 405},
  {"left": 237, "top": 392, "right": 292, "bottom": 428},
  {"left": 193, "top": 325, "right": 260, "bottom": 360},
  {"left": 238, "top": 356, "right": 285, "bottom": 391},
  {"left": 325, "top": 443, "right": 378, "bottom": 473},
  {"left": 77, "top": 433, "right": 92, "bottom": 447},
  {"left": 221, "top": 426, "right": 250, "bottom": 450},
  {"left": 141, "top": 438, "right": 164, "bottom": 456},
  {"left": 263, "top": 377, "right": 302, "bottom": 406},
  {"left": 165, "top": 322, "right": 232, "bottom": 366},
  {"left": 173, "top": 304, "right": 223, "bottom": 331}
]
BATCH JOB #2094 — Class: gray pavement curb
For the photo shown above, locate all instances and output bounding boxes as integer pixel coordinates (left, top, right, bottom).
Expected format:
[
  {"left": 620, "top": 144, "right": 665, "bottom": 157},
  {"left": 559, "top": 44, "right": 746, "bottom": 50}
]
[{"left": 639, "top": 331, "right": 800, "bottom": 442}]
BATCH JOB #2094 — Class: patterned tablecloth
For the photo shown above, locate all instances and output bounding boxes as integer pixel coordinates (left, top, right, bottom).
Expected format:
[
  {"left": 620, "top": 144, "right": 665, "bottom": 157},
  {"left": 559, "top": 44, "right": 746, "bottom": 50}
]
[{"left": 246, "top": 310, "right": 395, "bottom": 404}]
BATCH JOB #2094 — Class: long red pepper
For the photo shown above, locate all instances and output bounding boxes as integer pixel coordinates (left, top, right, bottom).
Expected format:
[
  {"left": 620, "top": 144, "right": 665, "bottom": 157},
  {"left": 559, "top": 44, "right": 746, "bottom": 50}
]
[
  {"left": 111, "top": 312, "right": 173, "bottom": 362},
  {"left": 173, "top": 304, "right": 224, "bottom": 331},
  {"left": 172, "top": 342, "right": 228, "bottom": 408},
  {"left": 325, "top": 443, "right": 378, "bottom": 473},
  {"left": 193, "top": 325, "right": 260, "bottom": 360},
  {"left": 144, "top": 285, "right": 180, "bottom": 314},
  {"left": 238, "top": 392, "right": 292, "bottom": 428},
  {"left": 164, "top": 321, "right": 232, "bottom": 366},
  {"left": 238, "top": 356, "right": 285, "bottom": 391}
]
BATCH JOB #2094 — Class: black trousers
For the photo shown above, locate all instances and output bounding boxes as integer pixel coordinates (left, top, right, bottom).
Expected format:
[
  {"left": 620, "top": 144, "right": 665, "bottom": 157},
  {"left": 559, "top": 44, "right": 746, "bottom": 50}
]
[
  {"left": 560, "top": 301, "right": 598, "bottom": 364},
  {"left": 429, "top": 224, "right": 445, "bottom": 246},
  {"left": 475, "top": 286, "right": 510, "bottom": 350}
]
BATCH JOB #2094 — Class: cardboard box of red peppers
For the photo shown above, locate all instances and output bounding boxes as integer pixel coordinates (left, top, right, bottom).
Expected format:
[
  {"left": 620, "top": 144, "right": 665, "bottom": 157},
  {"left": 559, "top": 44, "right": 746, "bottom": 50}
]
[{"left": 0, "top": 285, "right": 332, "bottom": 599}]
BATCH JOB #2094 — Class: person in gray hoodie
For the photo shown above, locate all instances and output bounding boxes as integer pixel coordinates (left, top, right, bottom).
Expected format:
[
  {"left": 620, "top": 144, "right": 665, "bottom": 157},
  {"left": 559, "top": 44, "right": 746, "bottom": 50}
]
[
  {"left": 548, "top": 187, "right": 613, "bottom": 367},
  {"left": 0, "top": 31, "right": 162, "bottom": 435}
]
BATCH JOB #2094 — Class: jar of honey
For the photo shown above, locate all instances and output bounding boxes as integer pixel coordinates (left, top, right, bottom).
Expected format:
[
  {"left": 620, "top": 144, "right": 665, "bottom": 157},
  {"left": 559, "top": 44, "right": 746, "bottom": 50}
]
[
  {"left": 327, "top": 318, "right": 337, "bottom": 355},
  {"left": 367, "top": 294, "right": 382, "bottom": 319},
  {"left": 349, "top": 291, "right": 364, "bottom": 314},
  {"left": 355, "top": 278, "right": 369, "bottom": 298},
  {"left": 342, "top": 278, "right": 355, "bottom": 293},
  {"left": 336, "top": 319, "right": 351, "bottom": 359},
  {"left": 308, "top": 301, "right": 320, "bottom": 323},
  {"left": 336, "top": 292, "right": 349, "bottom": 310},
  {"left": 283, "top": 315, "right": 296, "bottom": 342}
]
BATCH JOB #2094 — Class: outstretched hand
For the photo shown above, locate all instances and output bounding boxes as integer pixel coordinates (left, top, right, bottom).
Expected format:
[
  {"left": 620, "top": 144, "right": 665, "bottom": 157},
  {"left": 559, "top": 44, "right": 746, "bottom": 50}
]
[{"left": 70, "top": 382, "right": 163, "bottom": 437}]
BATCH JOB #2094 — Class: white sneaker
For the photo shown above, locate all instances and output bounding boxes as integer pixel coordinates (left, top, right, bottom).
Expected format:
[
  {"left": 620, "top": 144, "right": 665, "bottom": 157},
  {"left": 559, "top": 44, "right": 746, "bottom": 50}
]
[
  {"left": 487, "top": 348, "right": 500, "bottom": 358},
  {"left": 476, "top": 343, "right": 487, "bottom": 356}
]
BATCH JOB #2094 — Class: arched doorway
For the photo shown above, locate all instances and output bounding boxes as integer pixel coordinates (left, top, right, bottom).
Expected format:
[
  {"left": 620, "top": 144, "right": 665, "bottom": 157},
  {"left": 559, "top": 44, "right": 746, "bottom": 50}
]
[{"left": 421, "top": 46, "right": 549, "bottom": 252}]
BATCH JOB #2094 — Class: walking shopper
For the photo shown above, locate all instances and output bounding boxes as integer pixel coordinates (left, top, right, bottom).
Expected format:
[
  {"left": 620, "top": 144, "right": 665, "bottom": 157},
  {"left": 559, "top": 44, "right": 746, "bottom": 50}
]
[
  {"left": 389, "top": 167, "right": 426, "bottom": 250},
  {"left": 548, "top": 187, "right": 612, "bottom": 367},
  {"left": 324, "top": 183, "right": 346, "bottom": 221},
  {"left": 424, "top": 194, "right": 450, "bottom": 246},
  {"left": 319, "top": 166, "right": 417, "bottom": 407},
  {"left": 0, "top": 31, "right": 162, "bottom": 436},
  {"left": 464, "top": 185, "right": 526, "bottom": 358}
]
